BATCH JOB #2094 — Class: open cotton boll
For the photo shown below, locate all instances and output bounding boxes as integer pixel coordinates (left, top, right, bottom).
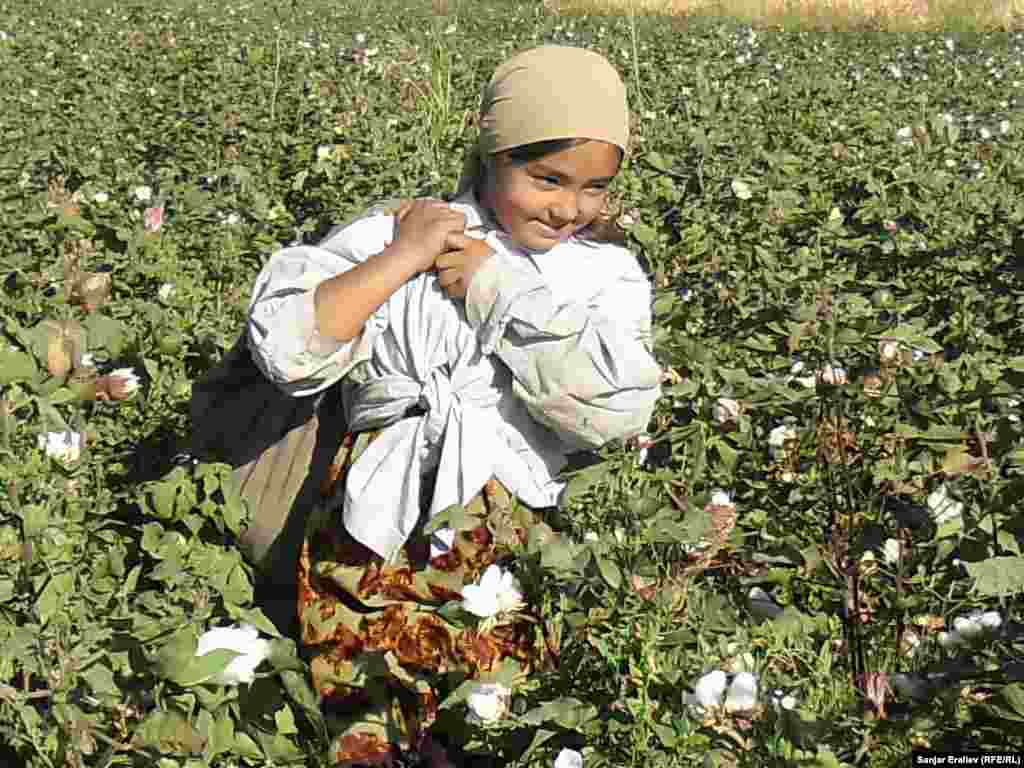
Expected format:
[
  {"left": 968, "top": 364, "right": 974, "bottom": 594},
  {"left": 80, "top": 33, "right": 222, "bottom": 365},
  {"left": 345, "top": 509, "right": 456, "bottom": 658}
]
[
  {"left": 554, "top": 748, "right": 584, "bottom": 768},
  {"left": 194, "top": 624, "right": 271, "bottom": 685},
  {"left": 927, "top": 485, "right": 963, "bottom": 525},
  {"left": 690, "top": 670, "right": 728, "bottom": 710},
  {"left": 466, "top": 682, "right": 511, "bottom": 723},
  {"left": 724, "top": 672, "right": 758, "bottom": 712},
  {"left": 461, "top": 564, "right": 524, "bottom": 619}
]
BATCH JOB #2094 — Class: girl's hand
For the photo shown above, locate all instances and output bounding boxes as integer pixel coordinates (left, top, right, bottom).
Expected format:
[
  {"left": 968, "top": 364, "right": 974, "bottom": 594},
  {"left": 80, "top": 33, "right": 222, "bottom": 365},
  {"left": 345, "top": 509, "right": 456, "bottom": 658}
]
[
  {"left": 434, "top": 232, "right": 495, "bottom": 300},
  {"left": 393, "top": 199, "right": 466, "bottom": 273}
]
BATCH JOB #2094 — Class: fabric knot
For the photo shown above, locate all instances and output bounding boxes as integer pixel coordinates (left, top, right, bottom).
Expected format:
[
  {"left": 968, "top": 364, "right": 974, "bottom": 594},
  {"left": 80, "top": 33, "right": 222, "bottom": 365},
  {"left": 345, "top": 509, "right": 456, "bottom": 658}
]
[{"left": 418, "top": 366, "right": 455, "bottom": 445}]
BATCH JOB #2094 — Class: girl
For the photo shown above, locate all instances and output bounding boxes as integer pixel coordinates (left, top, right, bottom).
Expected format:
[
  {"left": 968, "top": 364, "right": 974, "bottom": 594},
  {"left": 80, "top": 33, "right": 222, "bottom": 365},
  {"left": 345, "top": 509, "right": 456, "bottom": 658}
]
[{"left": 241, "top": 45, "right": 661, "bottom": 766}]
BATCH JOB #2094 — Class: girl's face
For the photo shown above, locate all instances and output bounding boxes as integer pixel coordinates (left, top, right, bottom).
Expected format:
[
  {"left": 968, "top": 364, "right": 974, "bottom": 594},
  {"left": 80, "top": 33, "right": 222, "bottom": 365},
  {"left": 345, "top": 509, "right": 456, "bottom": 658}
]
[{"left": 479, "top": 140, "right": 621, "bottom": 253}]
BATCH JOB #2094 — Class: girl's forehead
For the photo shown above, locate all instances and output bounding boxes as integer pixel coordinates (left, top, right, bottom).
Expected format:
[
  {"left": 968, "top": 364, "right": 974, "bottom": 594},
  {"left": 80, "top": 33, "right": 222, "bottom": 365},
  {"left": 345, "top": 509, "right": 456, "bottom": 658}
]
[{"left": 505, "top": 141, "right": 621, "bottom": 176}]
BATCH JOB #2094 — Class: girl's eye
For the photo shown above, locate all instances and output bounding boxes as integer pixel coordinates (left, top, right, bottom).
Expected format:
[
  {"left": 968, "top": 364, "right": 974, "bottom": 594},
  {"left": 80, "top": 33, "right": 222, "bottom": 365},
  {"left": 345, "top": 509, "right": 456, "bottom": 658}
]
[{"left": 537, "top": 176, "right": 560, "bottom": 187}]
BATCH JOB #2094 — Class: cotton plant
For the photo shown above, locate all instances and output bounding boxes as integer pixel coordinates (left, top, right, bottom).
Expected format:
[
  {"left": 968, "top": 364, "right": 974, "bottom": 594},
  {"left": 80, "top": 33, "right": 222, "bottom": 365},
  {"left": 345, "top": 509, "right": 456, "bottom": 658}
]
[{"left": 938, "top": 609, "right": 1002, "bottom": 650}]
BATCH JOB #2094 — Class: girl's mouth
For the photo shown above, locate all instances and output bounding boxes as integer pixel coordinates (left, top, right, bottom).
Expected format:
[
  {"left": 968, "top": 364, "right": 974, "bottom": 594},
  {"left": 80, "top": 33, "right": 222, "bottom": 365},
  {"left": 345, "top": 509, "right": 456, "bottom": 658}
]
[{"left": 536, "top": 221, "right": 570, "bottom": 240}]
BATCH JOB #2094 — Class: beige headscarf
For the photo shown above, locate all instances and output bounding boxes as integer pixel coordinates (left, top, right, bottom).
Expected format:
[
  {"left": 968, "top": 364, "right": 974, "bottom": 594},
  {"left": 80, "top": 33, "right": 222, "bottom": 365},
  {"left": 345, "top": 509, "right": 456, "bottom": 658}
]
[{"left": 454, "top": 45, "right": 630, "bottom": 200}]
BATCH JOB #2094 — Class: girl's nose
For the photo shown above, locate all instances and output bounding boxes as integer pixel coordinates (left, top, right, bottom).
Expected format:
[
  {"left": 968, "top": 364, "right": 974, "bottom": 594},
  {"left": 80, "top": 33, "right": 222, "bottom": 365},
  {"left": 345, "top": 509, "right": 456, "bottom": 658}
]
[{"left": 550, "top": 192, "right": 579, "bottom": 224}]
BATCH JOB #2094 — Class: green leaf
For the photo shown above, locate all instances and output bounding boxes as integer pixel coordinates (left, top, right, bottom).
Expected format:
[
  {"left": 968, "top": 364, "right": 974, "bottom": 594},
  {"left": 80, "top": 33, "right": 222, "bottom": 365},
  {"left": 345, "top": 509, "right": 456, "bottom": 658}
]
[
  {"left": 233, "top": 732, "right": 264, "bottom": 760},
  {"left": 275, "top": 705, "right": 298, "bottom": 735},
  {"left": 0, "top": 347, "right": 38, "bottom": 384},
  {"left": 174, "top": 648, "right": 244, "bottom": 687},
  {"left": 82, "top": 313, "right": 127, "bottom": 357},
  {"left": 646, "top": 151, "right": 671, "bottom": 172},
  {"left": 207, "top": 709, "right": 235, "bottom": 757},
  {"left": 540, "top": 535, "right": 578, "bottom": 572},
  {"left": 36, "top": 571, "right": 75, "bottom": 626},
  {"left": 520, "top": 728, "right": 556, "bottom": 762},
  {"left": 81, "top": 663, "right": 119, "bottom": 696},
  {"left": 596, "top": 556, "right": 622, "bottom": 590},
  {"left": 965, "top": 557, "right": 1024, "bottom": 597}
]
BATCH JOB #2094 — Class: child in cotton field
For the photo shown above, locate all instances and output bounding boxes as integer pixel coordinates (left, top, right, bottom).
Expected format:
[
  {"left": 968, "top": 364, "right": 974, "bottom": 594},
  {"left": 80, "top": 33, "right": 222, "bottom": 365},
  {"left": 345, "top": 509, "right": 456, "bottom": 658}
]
[{"left": 195, "top": 44, "right": 661, "bottom": 767}]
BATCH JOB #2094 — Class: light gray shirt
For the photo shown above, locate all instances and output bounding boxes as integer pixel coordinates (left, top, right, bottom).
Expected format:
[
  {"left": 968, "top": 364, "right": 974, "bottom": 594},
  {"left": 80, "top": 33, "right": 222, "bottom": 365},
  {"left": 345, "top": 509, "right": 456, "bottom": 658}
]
[{"left": 246, "top": 190, "right": 662, "bottom": 562}]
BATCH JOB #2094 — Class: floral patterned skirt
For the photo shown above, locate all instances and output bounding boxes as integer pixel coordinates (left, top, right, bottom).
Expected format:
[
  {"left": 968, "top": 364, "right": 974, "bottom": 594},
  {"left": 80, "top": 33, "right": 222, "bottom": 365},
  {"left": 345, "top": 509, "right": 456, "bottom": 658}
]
[{"left": 297, "top": 428, "right": 553, "bottom": 766}]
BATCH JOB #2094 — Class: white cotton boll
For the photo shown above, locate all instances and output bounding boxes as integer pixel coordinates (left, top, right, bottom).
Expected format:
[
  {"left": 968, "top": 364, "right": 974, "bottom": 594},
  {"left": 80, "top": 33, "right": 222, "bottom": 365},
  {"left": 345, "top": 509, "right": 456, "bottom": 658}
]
[
  {"left": 979, "top": 611, "right": 1002, "bottom": 630},
  {"left": 980, "top": 127, "right": 992, "bottom": 140},
  {"left": 724, "top": 672, "right": 758, "bottom": 712},
  {"left": 461, "top": 564, "right": 524, "bottom": 618},
  {"left": 953, "top": 614, "right": 984, "bottom": 640},
  {"left": 928, "top": 485, "right": 963, "bottom": 525},
  {"left": 37, "top": 430, "right": 83, "bottom": 464},
  {"left": 554, "top": 749, "right": 584, "bottom": 768},
  {"left": 768, "top": 425, "right": 795, "bottom": 448},
  {"left": 715, "top": 397, "right": 740, "bottom": 424},
  {"left": 945, "top": 38, "right": 955, "bottom": 52},
  {"left": 731, "top": 179, "right": 752, "bottom": 200},
  {"left": 92, "top": 191, "right": 109, "bottom": 204},
  {"left": 194, "top": 624, "right": 271, "bottom": 685},
  {"left": 709, "top": 489, "right": 733, "bottom": 507},
  {"left": 1001, "top": 119, "right": 1012, "bottom": 135},
  {"left": 467, "top": 683, "right": 511, "bottom": 723},
  {"left": 354, "top": 32, "right": 366, "bottom": 44},
  {"left": 896, "top": 126, "right": 913, "bottom": 144},
  {"left": 692, "top": 670, "right": 728, "bottom": 710},
  {"left": 882, "top": 538, "right": 901, "bottom": 565}
]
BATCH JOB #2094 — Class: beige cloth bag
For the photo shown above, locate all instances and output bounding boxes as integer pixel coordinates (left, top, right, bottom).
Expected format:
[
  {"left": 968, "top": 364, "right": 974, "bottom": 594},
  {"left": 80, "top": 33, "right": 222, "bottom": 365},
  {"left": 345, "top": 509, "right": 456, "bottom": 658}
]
[{"left": 188, "top": 199, "right": 410, "bottom": 583}]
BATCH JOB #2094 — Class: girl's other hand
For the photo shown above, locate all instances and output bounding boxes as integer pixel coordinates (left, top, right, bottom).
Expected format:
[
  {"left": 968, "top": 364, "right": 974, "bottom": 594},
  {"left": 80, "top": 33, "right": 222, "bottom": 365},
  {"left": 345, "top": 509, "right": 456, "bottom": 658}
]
[
  {"left": 434, "top": 232, "right": 495, "bottom": 300},
  {"left": 393, "top": 199, "right": 466, "bottom": 273}
]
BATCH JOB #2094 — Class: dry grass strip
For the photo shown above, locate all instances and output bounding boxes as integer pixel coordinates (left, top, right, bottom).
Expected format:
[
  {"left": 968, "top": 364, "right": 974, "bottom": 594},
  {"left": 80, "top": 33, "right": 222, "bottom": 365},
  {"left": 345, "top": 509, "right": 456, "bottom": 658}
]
[{"left": 544, "top": 0, "right": 1023, "bottom": 31}]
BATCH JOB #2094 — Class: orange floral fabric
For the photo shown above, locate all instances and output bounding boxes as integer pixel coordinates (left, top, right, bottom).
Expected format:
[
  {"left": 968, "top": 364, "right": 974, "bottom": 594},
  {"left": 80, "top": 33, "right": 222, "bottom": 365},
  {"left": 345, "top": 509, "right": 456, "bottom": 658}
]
[{"left": 297, "top": 428, "right": 550, "bottom": 766}]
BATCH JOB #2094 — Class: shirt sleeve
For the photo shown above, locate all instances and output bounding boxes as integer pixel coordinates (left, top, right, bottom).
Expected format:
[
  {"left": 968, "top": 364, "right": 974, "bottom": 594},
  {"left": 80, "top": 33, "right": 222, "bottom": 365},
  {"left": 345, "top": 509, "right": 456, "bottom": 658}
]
[
  {"left": 463, "top": 242, "right": 663, "bottom": 451},
  {"left": 246, "top": 213, "right": 395, "bottom": 398}
]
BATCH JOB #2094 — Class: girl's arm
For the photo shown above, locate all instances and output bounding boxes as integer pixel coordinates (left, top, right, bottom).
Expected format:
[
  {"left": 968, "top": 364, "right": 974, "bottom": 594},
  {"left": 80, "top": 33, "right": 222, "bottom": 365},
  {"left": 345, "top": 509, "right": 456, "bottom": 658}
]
[
  {"left": 247, "top": 213, "right": 402, "bottom": 397},
  {"left": 463, "top": 244, "right": 662, "bottom": 452}
]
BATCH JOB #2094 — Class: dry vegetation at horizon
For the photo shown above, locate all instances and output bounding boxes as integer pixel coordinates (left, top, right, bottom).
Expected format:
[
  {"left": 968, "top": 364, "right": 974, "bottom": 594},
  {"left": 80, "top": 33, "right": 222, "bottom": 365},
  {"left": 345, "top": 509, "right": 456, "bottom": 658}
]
[{"left": 544, "top": 0, "right": 1023, "bottom": 30}]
